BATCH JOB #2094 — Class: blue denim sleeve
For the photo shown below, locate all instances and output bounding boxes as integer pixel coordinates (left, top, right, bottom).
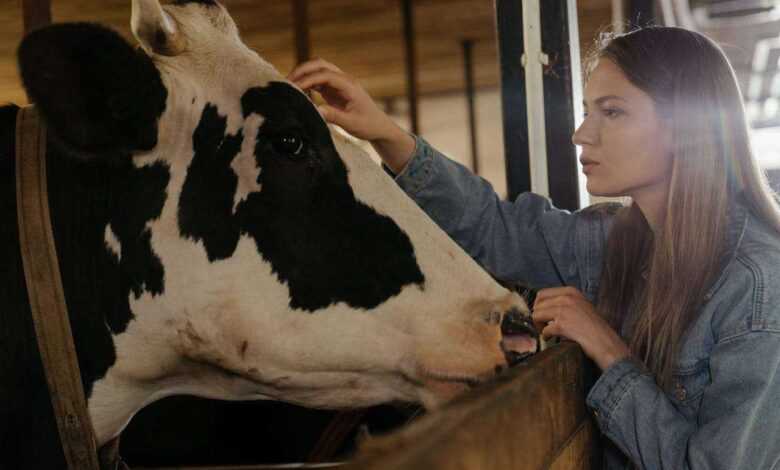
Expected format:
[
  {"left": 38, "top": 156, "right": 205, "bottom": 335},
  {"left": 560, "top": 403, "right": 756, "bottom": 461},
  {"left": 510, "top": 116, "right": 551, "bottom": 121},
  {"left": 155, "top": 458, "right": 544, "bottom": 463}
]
[
  {"left": 587, "top": 332, "right": 780, "bottom": 469},
  {"left": 391, "top": 135, "right": 617, "bottom": 297}
]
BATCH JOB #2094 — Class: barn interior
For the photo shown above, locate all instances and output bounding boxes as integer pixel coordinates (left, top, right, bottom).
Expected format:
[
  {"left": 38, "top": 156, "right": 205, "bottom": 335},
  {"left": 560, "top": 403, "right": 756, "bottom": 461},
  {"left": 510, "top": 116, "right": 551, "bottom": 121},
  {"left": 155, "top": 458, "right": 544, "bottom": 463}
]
[{"left": 4, "top": 0, "right": 780, "bottom": 467}]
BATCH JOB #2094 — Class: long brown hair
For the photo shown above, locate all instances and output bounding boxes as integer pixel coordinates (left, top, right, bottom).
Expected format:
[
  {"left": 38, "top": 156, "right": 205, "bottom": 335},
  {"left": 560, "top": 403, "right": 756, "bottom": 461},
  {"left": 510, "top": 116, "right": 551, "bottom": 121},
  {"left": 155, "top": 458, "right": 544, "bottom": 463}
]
[{"left": 593, "top": 27, "right": 780, "bottom": 388}]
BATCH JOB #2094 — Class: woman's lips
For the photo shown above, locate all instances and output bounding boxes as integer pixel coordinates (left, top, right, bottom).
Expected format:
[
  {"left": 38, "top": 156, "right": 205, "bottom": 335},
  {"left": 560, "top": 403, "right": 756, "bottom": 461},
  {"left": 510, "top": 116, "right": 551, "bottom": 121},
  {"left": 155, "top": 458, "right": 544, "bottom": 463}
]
[{"left": 580, "top": 160, "right": 598, "bottom": 174}]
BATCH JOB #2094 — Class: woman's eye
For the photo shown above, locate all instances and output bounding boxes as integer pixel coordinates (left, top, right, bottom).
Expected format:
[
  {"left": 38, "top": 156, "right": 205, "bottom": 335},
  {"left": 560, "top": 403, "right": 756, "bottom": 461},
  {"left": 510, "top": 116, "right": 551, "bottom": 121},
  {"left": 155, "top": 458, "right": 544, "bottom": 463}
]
[
  {"left": 272, "top": 134, "right": 305, "bottom": 158},
  {"left": 603, "top": 108, "right": 622, "bottom": 118}
]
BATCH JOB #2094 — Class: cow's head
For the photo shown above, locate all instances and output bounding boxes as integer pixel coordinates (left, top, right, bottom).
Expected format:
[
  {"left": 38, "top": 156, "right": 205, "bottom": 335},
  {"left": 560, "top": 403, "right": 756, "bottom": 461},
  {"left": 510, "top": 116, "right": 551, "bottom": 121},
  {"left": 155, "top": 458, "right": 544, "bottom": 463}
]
[{"left": 18, "top": 0, "right": 536, "bottom": 443}]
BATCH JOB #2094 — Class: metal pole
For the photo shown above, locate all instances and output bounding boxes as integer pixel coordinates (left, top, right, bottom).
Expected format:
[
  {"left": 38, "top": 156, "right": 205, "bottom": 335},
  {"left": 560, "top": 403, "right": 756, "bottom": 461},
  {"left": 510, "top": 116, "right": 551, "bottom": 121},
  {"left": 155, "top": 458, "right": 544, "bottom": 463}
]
[
  {"left": 461, "top": 39, "right": 480, "bottom": 175},
  {"left": 628, "top": 0, "right": 655, "bottom": 27},
  {"left": 400, "top": 0, "right": 420, "bottom": 135},
  {"left": 22, "top": 0, "right": 52, "bottom": 35},
  {"left": 495, "top": 0, "right": 531, "bottom": 200},
  {"left": 292, "top": 0, "right": 311, "bottom": 65},
  {"left": 539, "top": 0, "right": 585, "bottom": 210},
  {"left": 495, "top": 0, "right": 583, "bottom": 209}
]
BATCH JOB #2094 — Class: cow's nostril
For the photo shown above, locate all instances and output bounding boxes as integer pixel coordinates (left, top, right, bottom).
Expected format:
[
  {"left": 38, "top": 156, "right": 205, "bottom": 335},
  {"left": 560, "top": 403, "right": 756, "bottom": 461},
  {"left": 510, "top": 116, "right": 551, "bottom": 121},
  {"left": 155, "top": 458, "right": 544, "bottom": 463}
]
[
  {"left": 500, "top": 308, "right": 537, "bottom": 337},
  {"left": 500, "top": 308, "right": 539, "bottom": 367}
]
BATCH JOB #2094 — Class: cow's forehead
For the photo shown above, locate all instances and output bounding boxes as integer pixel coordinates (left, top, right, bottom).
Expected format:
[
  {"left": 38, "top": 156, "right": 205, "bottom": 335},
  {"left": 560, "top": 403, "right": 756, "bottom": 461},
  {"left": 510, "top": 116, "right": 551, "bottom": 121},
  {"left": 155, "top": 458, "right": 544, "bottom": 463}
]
[{"left": 155, "top": 1, "right": 284, "bottom": 92}]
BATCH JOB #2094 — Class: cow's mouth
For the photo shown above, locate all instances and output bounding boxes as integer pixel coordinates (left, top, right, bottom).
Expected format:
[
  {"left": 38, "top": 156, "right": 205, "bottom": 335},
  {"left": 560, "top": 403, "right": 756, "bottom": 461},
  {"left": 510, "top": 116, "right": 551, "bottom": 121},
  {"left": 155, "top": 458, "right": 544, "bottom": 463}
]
[{"left": 500, "top": 308, "right": 539, "bottom": 366}]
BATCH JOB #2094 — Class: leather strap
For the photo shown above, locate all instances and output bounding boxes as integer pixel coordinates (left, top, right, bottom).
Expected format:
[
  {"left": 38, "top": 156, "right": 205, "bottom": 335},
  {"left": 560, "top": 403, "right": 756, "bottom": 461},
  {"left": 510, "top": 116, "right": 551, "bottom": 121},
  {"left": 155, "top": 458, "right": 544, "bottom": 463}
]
[{"left": 16, "top": 105, "right": 101, "bottom": 470}]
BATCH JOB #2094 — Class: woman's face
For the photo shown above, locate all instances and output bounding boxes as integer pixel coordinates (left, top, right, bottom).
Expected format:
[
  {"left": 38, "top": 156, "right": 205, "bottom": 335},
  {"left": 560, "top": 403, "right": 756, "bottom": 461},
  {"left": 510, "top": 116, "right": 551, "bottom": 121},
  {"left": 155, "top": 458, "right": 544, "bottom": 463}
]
[{"left": 573, "top": 59, "right": 674, "bottom": 203}]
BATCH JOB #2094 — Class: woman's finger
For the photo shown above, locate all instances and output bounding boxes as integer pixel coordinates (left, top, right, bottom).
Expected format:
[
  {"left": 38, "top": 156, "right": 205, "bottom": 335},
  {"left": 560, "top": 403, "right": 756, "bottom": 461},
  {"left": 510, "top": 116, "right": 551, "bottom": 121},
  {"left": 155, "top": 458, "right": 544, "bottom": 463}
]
[
  {"left": 531, "top": 305, "right": 560, "bottom": 323},
  {"left": 541, "top": 321, "right": 563, "bottom": 340},
  {"left": 293, "top": 70, "right": 354, "bottom": 98},
  {"left": 288, "top": 58, "right": 344, "bottom": 82},
  {"left": 317, "top": 104, "right": 351, "bottom": 127},
  {"left": 534, "top": 286, "right": 583, "bottom": 305}
]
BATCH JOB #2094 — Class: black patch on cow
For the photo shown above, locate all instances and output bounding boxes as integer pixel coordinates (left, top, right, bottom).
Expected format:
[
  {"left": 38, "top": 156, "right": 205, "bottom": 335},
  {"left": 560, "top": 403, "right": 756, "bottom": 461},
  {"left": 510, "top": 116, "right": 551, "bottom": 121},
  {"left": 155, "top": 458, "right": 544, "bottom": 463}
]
[
  {"left": 178, "top": 82, "right": 425, "bottom": 311},
  {"left": 2, "top": 26, "right": 170, "bottom": 466},
  {"left": 18, "top": 22, "right": 167, "bottom": 160}
]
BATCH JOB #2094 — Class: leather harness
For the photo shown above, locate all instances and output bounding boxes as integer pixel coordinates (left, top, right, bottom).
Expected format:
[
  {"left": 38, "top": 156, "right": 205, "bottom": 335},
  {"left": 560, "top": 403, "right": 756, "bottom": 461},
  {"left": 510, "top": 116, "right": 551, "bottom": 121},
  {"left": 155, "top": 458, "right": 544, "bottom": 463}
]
[{"left": 15, "top": 105, "right": 103, "bottom": 470}]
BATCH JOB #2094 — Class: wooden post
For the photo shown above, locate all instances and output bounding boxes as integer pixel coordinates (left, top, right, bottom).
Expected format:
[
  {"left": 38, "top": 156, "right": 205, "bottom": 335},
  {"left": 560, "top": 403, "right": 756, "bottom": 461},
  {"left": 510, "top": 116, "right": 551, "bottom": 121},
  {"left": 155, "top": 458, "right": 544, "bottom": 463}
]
[
  {"left": 461, "top": 39, "right": 480, "bottom": 175},
  {"left": 400, "top": 0, "right": 420, "bottom": 135}
]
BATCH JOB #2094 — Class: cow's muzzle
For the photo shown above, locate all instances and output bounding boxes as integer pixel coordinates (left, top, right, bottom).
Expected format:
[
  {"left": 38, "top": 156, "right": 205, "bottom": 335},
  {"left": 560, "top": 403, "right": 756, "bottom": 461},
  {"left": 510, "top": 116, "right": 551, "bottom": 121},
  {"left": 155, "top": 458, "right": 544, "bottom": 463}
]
[{"left": 500, "top": 308, "right": 539, "bottom": 366}]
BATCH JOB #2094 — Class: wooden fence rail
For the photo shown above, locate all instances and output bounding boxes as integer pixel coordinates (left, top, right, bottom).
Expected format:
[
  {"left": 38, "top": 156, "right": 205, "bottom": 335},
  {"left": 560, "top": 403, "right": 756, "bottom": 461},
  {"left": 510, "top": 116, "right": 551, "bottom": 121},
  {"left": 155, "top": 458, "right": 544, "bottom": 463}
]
[{"left": 138, "top": 341, "right": 600, "bottom": 470}]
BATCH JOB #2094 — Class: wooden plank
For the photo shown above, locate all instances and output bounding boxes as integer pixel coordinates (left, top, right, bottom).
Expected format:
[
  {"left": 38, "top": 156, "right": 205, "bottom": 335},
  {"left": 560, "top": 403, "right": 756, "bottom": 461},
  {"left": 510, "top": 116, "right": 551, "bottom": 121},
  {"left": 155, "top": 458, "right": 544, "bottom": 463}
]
[
  {"left": 343, "top": 342, "right": 600, "bottom": 470},
  {"left": 0, "top": 1, "right": 613, "bottom": 104},
  {"left": 549, "top": 418, "right": 597, "bottom": 470}
]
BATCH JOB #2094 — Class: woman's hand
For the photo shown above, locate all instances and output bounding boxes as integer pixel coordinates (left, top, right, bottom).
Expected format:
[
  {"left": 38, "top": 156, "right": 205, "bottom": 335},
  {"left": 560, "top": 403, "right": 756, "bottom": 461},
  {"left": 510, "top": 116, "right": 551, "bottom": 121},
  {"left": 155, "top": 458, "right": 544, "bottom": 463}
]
[
  {"left": 287, "top": 59, "right": 415, "bottom": 173},
  {"left": 532, "top": 286, "right": 631, "bottom": 371}
]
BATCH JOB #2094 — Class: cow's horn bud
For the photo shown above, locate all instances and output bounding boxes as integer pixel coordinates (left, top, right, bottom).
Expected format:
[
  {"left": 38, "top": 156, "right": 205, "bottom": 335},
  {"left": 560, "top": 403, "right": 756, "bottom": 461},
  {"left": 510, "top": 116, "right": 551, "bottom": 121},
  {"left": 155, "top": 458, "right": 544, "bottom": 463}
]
[{"left": 131, "top": 0, "right": 185, "bottom": 56}]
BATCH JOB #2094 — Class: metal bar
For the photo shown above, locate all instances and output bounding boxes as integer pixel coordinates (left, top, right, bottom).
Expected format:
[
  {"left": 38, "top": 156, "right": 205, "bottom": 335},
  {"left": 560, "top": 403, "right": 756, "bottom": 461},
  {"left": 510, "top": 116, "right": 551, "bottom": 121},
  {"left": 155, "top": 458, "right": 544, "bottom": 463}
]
[
  {"left": 539, "top": 0, "right": 585, "bottom": 210},
  {"left": 292, "top": 0, "right": 311, "bottom": 65},
  {"left": 461, "top": 39, "right": 480, "bottom": 175},
  {"left": 400, "top": 0, "right": 420, "bottom": 135},
  {"left": 522, "top": 0, "right": 550, "bottom": 198},
  {"left": 22, "top": 0, "right": 51, "bottom": 35},
  {"left": 628, "top": 0, "right": 655, "bottom": 27},
  {"left": 495, "top": 0, "right": 531, "bottom": 200},
  {"left": 612, "top": 0, "right": 626, "bottom": 33}
]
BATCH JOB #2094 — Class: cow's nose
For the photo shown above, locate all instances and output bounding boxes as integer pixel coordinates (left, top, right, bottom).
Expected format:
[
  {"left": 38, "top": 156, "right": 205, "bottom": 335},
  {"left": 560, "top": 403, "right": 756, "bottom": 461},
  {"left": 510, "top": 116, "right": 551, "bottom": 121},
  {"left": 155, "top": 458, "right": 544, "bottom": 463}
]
[{"left": 500, "top": 308, "right": 539, "bottom": 366}]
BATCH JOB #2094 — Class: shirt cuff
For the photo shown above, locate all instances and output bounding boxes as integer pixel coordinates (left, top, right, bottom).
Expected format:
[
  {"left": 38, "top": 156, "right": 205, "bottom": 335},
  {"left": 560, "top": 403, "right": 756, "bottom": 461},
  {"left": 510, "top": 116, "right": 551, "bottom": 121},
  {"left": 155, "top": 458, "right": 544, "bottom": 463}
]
[
  {"left": 381, "top": 134, "right": 435, "bottom": 196},
  {"left": 586, "top": 356, "right": 650, "bottom": 433}
]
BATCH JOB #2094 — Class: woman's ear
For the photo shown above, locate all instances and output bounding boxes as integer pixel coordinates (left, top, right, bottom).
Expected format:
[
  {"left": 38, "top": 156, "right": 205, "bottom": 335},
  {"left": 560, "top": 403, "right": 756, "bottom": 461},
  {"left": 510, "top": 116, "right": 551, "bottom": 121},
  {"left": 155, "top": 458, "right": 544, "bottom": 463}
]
[{"left": 17, "top": 22, "right": 168, "bottom": 159}]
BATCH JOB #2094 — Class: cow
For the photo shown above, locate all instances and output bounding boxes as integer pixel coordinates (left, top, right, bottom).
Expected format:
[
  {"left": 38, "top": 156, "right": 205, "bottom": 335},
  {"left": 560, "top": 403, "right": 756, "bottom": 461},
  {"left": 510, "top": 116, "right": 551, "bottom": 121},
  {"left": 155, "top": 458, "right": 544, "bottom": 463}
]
[{"left": 0, "top": 0, "right": 537, "bottom": 467}]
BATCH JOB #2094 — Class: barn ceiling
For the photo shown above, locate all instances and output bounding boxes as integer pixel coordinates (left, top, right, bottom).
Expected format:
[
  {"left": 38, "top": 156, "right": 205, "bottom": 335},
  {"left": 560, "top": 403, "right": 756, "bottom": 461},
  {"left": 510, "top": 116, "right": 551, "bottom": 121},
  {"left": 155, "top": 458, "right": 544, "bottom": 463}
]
[{"left": 1, "top": 0, "right": 612, "bottom": 105}]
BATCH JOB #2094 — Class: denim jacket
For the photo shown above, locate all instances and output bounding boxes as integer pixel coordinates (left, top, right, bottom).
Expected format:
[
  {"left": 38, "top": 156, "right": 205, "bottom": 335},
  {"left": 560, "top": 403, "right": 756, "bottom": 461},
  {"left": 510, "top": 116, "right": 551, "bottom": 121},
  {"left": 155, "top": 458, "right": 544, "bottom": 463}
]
[{"left": 391, "top": 136, "right": 780, "bottom": 470}]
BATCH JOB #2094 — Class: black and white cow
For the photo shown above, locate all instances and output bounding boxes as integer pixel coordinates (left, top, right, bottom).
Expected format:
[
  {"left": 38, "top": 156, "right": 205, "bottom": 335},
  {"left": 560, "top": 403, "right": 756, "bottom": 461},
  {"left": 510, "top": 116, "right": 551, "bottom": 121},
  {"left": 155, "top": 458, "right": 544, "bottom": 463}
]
[{"left": 0, "top": 0, "right": 536, "bottom": 467}]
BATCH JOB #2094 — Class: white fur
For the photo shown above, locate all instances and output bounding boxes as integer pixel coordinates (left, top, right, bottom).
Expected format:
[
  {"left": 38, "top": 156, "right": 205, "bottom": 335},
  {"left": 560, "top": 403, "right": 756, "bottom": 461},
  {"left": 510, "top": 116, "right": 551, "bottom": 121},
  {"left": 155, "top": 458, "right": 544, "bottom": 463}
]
[{"left": 103, "top": 224, "right": 121, "bottom": 261}]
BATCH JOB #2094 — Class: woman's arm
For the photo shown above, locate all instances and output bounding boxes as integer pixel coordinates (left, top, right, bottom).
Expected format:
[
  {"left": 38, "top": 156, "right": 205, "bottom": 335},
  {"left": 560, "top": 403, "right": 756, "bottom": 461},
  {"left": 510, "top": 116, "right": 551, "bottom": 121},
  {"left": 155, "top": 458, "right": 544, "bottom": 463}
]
[
  {"left": 588, "top": 330, "right": 780, "bottom": 469},
  {"left": 395, "top": 135, "right": 615, "bottom": 292},
  {"left": 289, "top": 59, "right": 617, "bottom": 292}
]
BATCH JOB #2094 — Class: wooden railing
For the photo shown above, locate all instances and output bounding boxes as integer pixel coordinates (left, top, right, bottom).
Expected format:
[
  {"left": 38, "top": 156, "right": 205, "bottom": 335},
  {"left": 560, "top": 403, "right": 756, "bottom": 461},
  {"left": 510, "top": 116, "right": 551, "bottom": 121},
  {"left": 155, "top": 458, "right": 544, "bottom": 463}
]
[{"left": 138, "top": 341, "right": 600, "bottom": 470}]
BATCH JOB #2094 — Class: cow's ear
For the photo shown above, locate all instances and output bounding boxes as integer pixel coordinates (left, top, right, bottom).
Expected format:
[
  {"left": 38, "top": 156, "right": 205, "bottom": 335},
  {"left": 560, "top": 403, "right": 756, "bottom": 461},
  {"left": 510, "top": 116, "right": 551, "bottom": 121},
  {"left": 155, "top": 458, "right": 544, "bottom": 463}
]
[
  {"left": 131, "top": 0, "right": 185, "bottom": 56},
  {"left": 18, "top": 22, "right": 167, "bottom": 159}
]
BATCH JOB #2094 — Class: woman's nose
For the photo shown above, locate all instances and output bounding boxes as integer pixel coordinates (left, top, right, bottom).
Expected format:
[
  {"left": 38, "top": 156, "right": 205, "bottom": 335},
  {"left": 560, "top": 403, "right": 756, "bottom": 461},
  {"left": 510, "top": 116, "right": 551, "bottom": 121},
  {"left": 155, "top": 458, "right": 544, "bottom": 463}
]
[{"left": 572, "top": 119, "right": 596, "bottom": 147}]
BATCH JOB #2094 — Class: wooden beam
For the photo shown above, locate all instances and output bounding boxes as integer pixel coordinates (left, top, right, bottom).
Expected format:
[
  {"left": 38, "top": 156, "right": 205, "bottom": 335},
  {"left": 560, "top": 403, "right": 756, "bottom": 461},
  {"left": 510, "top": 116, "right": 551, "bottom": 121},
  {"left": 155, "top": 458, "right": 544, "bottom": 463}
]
[
  {"left": 345, "top": 342, "right": 601, "bottom": 470},
  {"left": 22, "top": 0, "right": 52, "bottom": 34}
]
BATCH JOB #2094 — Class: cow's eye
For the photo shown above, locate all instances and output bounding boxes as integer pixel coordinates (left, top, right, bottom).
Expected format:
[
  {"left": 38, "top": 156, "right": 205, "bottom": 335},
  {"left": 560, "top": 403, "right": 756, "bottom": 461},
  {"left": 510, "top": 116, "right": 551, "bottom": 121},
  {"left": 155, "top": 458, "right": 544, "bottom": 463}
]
[{"left": 272, "top": 134, "right": 305, "bottom": 158}]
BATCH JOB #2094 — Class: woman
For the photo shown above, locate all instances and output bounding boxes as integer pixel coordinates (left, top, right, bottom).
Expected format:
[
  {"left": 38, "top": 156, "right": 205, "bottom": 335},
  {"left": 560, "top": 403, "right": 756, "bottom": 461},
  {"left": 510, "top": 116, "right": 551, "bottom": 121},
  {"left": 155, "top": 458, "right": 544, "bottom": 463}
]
[{"left": 289, "top": 27, "right": 780, "bottom": 469}]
